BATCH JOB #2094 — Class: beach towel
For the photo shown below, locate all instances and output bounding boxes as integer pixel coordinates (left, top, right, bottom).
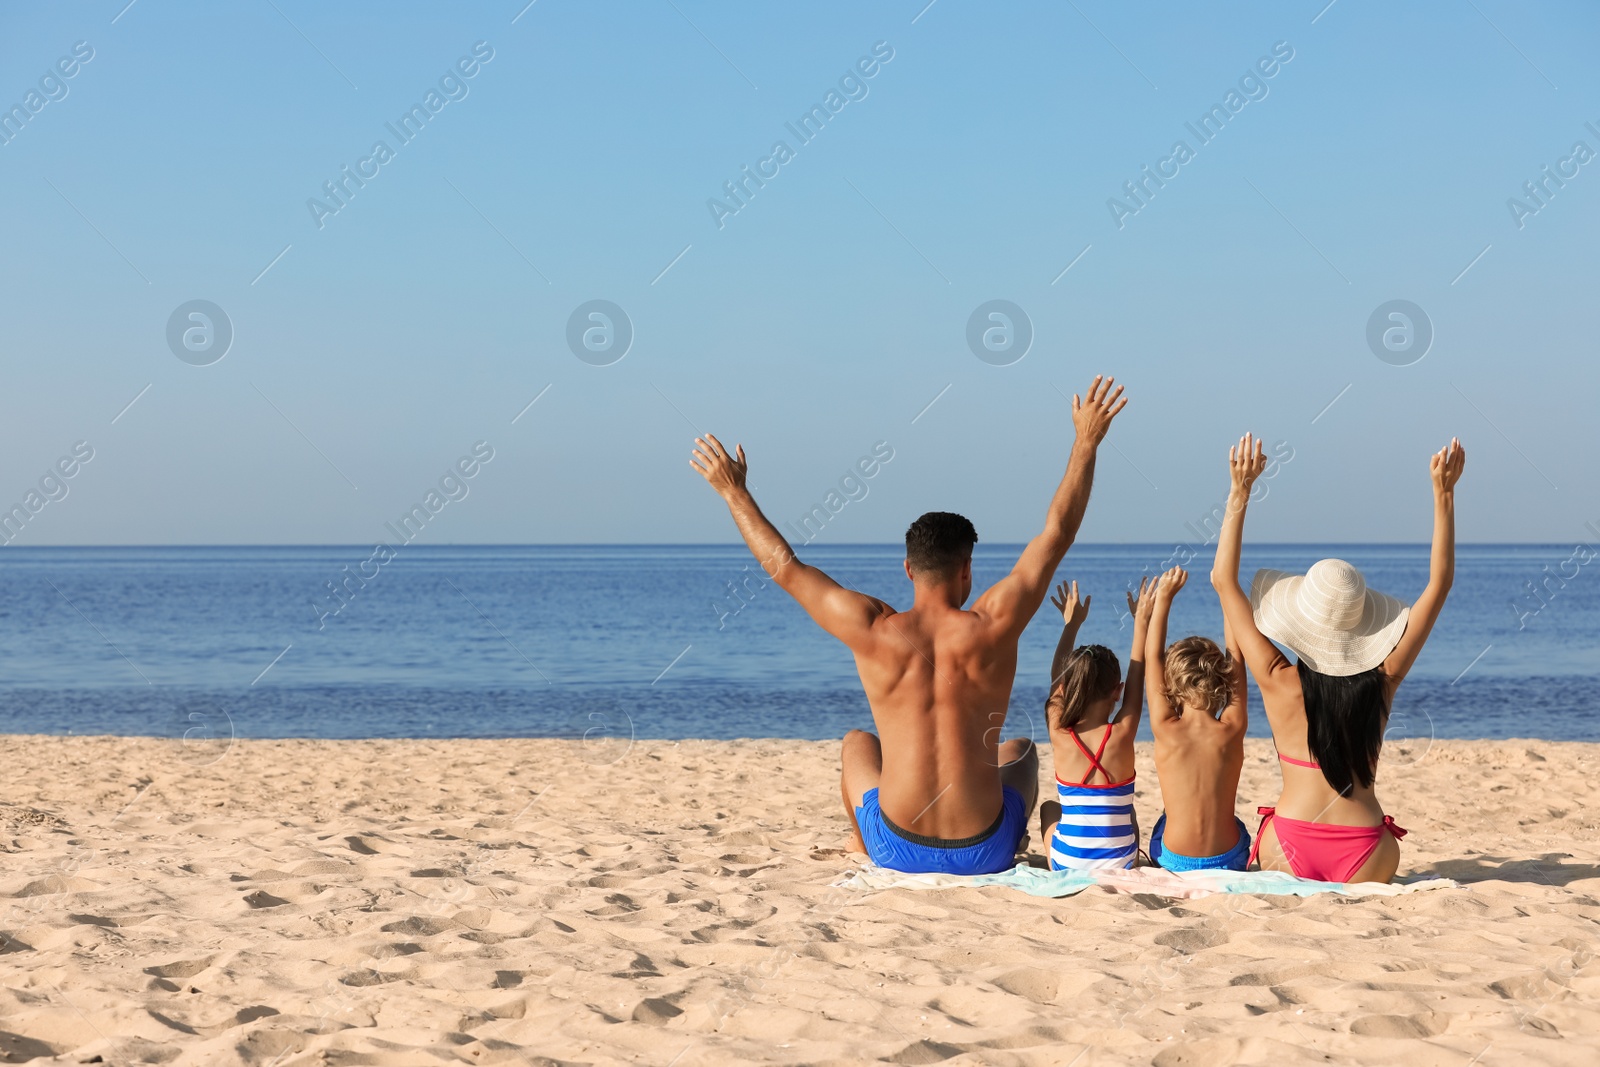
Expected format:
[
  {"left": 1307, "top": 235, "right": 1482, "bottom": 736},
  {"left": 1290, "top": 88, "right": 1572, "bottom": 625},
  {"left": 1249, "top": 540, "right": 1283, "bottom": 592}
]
[{"left": 836, "top": 862, "right": 1459, "bottom": 900}]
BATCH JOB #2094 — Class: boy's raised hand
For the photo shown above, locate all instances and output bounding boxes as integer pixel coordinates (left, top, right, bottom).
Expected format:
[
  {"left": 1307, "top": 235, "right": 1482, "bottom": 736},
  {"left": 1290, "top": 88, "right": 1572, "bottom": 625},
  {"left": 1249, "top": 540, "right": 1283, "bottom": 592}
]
[
  {"left": 1155, "top": 565, "right": 1188, "bottom": 601},
  {"left": 1050, "top": 579, "right": 1090, "bottom": 626},
  {"left": 1430, "top": 437, "right": 1466, "bottom": 494},
  {"left": 1126, "top": 575, "right": 1157, "bottom": 624},
  {"left": 1228, "top": 433, "right": 1268, "bottom": 497}
]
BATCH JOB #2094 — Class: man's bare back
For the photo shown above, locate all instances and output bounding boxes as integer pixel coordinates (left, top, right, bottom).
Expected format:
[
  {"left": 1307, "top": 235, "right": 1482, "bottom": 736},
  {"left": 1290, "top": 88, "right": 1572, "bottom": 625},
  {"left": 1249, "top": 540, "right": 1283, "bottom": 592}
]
[
  {"left": 848, "top": 593, "right": 1026, "bottom": 840},
  {"left": 692, "top": 376, "right": 1128, "bottom": 872}
]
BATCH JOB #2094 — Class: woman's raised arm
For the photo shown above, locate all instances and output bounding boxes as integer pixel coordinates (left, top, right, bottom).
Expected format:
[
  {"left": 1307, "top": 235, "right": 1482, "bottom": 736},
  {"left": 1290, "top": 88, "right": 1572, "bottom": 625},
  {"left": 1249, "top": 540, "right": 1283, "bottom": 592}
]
[
  {"left": 1383, "top": 439, "right": 1466, "bottom": 688},
  {"left": 1210, "top": 434, "right": 1296, "bottom": 691}
]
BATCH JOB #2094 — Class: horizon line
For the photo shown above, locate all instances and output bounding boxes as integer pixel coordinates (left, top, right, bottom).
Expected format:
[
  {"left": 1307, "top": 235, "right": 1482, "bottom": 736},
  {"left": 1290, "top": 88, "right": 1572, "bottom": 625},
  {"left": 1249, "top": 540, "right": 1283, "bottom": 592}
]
[{"left": 0, "top": 540, "right": 1577, "bottom": 550}]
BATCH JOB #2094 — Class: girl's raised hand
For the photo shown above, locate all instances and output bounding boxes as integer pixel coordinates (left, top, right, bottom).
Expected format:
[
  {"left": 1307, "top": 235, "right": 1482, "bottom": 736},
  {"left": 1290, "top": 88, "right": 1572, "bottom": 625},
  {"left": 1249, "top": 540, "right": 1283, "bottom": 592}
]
[{"left": 1050, "top": 579, "right": 1090, "bottom": 626}]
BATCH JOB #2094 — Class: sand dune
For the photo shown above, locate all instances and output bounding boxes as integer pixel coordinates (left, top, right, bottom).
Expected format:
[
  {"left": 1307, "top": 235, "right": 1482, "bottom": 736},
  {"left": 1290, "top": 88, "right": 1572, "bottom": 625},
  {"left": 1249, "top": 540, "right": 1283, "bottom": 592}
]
[{"left": 0, "top": 735, "right": 1596, "bottom": 1064}]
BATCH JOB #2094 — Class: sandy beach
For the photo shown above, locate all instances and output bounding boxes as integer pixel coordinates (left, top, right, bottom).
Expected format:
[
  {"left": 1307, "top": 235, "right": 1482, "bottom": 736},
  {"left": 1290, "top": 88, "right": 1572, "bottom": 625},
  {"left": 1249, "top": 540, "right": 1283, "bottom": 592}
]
[{"left": 0, "top": 734, "right": 1596, "bottom": 1065}]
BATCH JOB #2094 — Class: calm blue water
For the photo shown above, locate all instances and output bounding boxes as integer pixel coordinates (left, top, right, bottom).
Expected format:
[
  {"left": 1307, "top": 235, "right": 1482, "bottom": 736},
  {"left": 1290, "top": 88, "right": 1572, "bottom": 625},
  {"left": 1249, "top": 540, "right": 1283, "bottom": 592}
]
[{"left": 0, "top": 545, "right": 1593, "bottom": 742}]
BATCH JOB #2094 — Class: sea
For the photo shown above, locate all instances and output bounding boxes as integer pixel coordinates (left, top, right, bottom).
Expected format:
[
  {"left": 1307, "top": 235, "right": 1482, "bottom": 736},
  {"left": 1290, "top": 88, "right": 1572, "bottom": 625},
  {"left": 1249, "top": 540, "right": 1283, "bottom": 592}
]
[{"left": 0, "top": 544, "right": 1593, "bottom": 746}]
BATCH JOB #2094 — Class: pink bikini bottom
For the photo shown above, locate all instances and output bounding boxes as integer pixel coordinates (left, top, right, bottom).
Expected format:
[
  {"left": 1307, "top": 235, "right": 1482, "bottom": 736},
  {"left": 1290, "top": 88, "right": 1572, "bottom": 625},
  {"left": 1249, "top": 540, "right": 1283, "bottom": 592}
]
[{"left": 1248, "top": 806, "right": 1408, "bottom": 883}]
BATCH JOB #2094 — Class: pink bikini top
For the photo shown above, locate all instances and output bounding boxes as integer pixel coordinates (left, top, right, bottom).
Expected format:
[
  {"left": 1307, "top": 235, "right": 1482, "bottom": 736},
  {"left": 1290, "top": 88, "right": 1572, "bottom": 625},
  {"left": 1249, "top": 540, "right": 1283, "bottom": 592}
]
[{"left": 1277, "top": 751, "right": 1320, "bottom": 770}]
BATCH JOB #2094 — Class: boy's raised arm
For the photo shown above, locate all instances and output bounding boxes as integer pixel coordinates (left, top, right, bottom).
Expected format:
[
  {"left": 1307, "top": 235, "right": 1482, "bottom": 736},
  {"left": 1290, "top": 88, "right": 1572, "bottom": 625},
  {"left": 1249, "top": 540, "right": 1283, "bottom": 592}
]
[
  {"left": 1209, "top": 433, "right": 1296, "bottom": 692},
  {"left": 692, "top": 434, "right": 888, "bottom": 650},
  {"left": 1144, "top": 568, "right": 1182, "bottom": 727}
]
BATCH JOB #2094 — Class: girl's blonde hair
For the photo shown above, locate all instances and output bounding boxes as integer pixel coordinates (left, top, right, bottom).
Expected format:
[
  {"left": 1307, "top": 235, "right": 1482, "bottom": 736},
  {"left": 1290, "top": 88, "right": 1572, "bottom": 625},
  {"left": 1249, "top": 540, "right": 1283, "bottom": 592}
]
[
  {"left": 1163, "top": 637, "right": 1234, "bottom": 716},
  {"left": 1048, "top": 644, "right": 1121, "bottom": 730}
]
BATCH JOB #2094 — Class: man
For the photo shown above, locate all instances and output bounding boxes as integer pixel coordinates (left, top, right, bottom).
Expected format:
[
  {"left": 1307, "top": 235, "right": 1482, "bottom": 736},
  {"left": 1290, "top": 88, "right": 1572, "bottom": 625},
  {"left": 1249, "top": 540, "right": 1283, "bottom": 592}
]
[{"left": 690, "top": 375, "right": 1127, "bottom": 874}]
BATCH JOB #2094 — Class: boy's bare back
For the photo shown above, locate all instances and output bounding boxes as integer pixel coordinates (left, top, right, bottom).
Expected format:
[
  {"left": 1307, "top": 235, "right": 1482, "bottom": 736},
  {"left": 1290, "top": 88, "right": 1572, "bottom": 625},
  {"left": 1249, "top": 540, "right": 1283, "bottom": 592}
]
[
  {"left": 1145, "top": 566, "right": 1250, "bottom": 858},
  {"left": 1152, "top": 715, "right": 1247, "bottom": 856}
]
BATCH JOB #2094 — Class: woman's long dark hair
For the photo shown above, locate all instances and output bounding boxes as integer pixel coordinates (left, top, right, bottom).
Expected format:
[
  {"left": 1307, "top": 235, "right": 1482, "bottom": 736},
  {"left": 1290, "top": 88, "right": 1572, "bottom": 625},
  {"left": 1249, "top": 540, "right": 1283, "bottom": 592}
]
[
  {"left": 1049, "top": 645, "right": 1121, "bottom": 731},
  {"left": 1298, "top": 661, "right": 1389, "bottom": 795}
]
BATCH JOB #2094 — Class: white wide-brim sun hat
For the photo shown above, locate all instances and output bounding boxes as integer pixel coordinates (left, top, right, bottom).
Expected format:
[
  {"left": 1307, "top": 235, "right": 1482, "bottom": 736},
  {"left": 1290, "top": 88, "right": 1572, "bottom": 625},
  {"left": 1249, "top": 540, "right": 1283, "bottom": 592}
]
[{"left": 1250, "top": 559, "right": 1410, "bottom": 677}]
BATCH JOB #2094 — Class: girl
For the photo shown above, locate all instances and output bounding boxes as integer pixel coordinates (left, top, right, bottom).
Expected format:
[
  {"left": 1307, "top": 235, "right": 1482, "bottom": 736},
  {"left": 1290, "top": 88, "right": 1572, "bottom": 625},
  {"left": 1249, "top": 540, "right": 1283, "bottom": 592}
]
[
  {"left": 1039, "top": 576, "right": 1155, "bottom": 870},
  {"left": 1211, "top": 433, "right": 1465, "bottom": 883}
]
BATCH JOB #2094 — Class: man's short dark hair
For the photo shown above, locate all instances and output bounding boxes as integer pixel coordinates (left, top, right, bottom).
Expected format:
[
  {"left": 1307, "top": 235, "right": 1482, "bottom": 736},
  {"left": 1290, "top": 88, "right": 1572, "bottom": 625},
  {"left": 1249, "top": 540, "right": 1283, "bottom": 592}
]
[{"left": 905, "top": 511, "right": 977, "bottom": 578}]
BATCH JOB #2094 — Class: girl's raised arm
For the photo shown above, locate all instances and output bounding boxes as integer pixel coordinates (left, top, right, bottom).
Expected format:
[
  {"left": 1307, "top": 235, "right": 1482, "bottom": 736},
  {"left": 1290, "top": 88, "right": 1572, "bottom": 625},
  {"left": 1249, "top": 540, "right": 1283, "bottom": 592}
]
[
  {"left": 1210, "top": 433, "right": 1296, "bottom": 693},
  {"left": 1047, "top": 580, "right": 1089, "bottom": 694}
]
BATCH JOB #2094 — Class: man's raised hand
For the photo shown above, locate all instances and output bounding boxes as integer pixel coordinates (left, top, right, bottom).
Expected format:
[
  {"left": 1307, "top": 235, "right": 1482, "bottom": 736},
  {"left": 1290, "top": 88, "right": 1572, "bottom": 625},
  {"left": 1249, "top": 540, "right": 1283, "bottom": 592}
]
[
  {"left": 1071, "top": 375, "right": 1128, "bottom": 445},
  {"left": 690, "top": 434, "right": 748, "bottom": 498}
]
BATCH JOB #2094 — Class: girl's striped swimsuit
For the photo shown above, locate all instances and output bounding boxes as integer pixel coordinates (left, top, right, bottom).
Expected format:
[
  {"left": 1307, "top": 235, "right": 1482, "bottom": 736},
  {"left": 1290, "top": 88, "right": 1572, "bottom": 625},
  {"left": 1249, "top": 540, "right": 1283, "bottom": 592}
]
[{"left": 1049, "top": 724, "right": 1139, "bottom": 871}]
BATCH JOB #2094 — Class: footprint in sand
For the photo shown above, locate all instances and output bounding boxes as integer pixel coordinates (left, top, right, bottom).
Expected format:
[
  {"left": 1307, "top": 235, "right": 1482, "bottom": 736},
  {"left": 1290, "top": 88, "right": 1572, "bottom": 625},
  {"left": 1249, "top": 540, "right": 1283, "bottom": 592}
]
[
  {"left": 380, "top": 915, "right": 458, "bottom": 936},
  {"left": 630, "top": 997, "right": 684, "bottom": 1025},
  {"left": 340, "top": 965, "right": 414, "bottom": 987},
  {"left": 991, "top": 967, "right": 1060, "bottom": 1005},
  {"left": 10, "top": 874, "right": 99, "bottom": 897},
  {"left": 1349, "top": 1011, "right": 1451, "bottom": 1038},
  {"left": 288, "top": 859, "right": 353, "bottom": 876},
  {"left": 143, "top": 956, "right": 215, "bottom": 979},
  {"left": 887, "top": 1038, "right": 965, "bottom": 1064},
  {"left": 0, "top": 1031, "right": 61, "bottom": 1061},
  {"left": 1152, "top": 1040, "right": 1244, "bottom": 1067},
  {"left": 1154, "top": 926, "right": 1229, "bottom": 953}
]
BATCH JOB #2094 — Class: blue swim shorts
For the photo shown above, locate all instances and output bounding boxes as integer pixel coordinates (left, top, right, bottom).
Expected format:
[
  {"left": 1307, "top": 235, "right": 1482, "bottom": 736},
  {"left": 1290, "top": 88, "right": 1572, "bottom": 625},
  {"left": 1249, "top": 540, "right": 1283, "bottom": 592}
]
[
  {"left": 1149, "top": 814, "right": 1252, "bottom": 873},
  {"left": 855, "top": 786, "right": 1027, "bottom": 875}
]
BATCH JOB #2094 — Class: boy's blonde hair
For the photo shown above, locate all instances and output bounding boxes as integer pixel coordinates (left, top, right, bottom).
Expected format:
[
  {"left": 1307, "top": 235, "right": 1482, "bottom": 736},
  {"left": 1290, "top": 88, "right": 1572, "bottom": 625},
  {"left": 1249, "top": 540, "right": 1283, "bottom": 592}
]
[{"left": 1163, "top": 637, "right": 1234, "bottom": 716}]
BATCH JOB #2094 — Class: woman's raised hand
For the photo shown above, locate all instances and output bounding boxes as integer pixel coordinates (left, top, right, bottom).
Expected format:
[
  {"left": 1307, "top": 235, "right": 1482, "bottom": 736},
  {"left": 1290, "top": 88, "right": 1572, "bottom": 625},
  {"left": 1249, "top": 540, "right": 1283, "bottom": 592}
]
[
  {"left": 1430, "top": 437, "right": 1466, "bottom": 495},
  {"left": 1228, "top": 433, "right": 1268, "bottom": 499}
]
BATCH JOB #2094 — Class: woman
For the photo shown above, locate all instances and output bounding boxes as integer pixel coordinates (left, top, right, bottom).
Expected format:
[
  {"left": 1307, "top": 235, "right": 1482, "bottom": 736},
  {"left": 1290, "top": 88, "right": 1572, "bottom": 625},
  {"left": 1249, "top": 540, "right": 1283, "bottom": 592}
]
[{"left": 1211, "top": 433, "right": 1465, "bottom": 884}]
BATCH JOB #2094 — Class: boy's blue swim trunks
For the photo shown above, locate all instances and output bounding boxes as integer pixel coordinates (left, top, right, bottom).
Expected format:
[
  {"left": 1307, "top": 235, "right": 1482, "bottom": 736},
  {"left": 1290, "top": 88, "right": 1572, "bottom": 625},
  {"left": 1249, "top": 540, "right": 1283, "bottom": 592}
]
[{"left": 1149, "top": 813, "right": 1252, "bottom": 872}]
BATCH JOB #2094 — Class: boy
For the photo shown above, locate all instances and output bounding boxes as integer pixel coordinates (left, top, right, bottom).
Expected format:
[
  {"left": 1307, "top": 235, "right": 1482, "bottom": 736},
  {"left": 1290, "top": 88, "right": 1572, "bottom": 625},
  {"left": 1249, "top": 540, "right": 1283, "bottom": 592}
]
[{"left": 1144, "top": 567, "right": 1252, "bottom": 871}]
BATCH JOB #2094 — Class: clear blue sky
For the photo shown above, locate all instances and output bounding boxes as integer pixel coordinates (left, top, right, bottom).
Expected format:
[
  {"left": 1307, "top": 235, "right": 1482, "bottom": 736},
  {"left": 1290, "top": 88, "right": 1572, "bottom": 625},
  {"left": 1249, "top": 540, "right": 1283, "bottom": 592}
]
[{"left": 2, "top": 1, "right": 1594, "bottom": 546}]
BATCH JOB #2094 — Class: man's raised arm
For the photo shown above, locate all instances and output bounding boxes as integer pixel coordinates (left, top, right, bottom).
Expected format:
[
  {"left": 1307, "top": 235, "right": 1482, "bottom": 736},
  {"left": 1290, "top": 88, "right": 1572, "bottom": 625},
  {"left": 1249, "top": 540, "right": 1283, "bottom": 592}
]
[
  {"left": 691, "top": 434, "right": 888, "bottom": 648},
  {"left": 973, "top": 375, "right": 1126, "bottom": 637}
]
